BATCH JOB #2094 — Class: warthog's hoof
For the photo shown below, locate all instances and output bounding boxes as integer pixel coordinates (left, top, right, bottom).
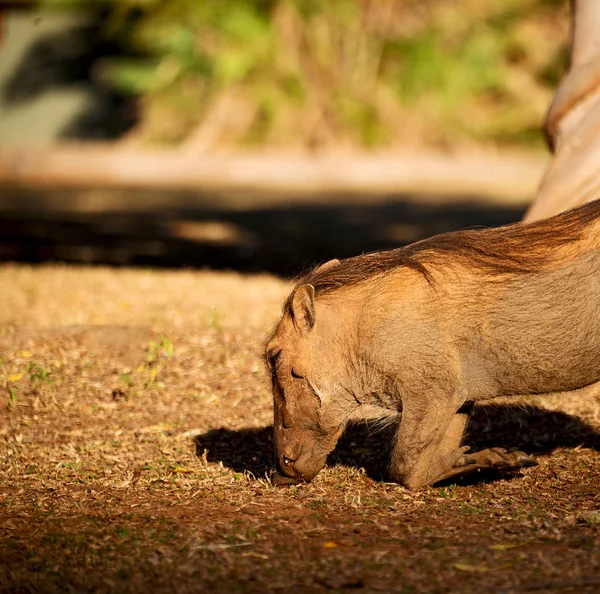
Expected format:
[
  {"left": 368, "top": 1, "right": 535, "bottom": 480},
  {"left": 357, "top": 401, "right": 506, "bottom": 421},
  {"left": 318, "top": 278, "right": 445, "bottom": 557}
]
[
  {"left": 272, "top": 472, "right": 301, "bottom": 487},
  {"left": 494, "top": 447, "right": 539, "bottom": 471},
  {"left": 514, "top": 453, "right": 538, "bottom": 469},
  {"left": 464, "top": 447, "right": 538, "bottom": 472}
]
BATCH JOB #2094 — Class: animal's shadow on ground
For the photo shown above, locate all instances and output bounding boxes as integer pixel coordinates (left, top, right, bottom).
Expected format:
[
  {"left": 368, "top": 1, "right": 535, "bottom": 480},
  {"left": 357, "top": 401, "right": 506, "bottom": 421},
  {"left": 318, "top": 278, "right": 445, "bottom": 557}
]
[{"left": 195, "top": 403, "right": 600, "bottom": 486}]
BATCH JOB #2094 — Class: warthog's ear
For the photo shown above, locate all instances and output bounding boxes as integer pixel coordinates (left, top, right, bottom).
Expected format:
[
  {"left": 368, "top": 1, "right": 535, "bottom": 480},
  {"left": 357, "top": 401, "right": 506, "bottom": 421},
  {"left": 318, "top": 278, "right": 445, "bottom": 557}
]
[
  {"left": 314, "top": 258, "right": 340, "bottom": 273},
  {"left": 291, "top": 284, "right": 316, "bottom": 332}
]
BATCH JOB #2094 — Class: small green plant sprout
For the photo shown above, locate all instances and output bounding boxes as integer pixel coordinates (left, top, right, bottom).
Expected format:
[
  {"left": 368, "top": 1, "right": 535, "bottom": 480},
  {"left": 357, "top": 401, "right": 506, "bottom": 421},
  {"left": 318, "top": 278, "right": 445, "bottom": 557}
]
[
  {"left": 7, "top": 387, "right": 18, "bottom": 410},
  {"left": 147, "top": 337, "right": 174, "bottom": 365},
  {"left": 438, "top": 484, "right": 457, "bottom": 499},
  {"left": 120, "top": 373, "right": 133, "bottom": 387},
  {"left": 208, "top": 309, "right": 223, "bottom": 329},
  {"left": 27, "top": 363, "right": 53, "bottom": 385}
]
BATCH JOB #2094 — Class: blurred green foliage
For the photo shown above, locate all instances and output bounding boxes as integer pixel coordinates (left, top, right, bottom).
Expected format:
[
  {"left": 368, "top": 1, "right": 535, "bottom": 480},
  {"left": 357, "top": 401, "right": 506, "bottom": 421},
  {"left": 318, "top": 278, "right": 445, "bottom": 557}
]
[{"left": 42, "top": 0, "right": 570, "bottom": 149}]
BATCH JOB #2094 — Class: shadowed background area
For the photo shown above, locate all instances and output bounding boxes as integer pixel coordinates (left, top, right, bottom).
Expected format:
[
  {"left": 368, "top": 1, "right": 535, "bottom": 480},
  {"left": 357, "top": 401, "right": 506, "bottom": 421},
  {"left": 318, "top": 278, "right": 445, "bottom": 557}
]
[
  {"left": 0, "top": 186, "right": 526, "bottom": 275},
  {"left": 0, "top": 7, "right": 136, "bottom": 144}
]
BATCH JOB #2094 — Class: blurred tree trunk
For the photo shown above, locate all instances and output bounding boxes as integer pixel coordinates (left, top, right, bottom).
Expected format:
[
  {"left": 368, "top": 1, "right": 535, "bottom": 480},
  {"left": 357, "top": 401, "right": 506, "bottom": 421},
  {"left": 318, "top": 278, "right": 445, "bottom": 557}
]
[{"left": 524, "top": 0, "right": 600, "bottom": 221}]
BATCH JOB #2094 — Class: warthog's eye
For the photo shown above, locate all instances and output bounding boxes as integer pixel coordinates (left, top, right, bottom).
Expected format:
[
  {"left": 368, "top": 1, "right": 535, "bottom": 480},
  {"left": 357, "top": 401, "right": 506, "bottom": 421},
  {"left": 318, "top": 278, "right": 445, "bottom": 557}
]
[{"left": 283, "top": 457, "right": 292, "bottom": 466}]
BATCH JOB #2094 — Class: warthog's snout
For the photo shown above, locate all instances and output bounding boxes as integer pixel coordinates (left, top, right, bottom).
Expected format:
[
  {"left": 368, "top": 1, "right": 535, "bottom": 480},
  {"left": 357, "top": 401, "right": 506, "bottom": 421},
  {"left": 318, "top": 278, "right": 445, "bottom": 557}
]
[{"left": 272, "top": 448, "right": 328, "bottom": 487}]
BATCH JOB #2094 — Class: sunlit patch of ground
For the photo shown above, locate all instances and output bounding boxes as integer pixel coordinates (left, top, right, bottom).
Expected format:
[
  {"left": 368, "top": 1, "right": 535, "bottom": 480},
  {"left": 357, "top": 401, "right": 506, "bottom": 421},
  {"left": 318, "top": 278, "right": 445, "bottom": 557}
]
[{"left": 1, "top": 264, "right": 599, "bottom": 593}]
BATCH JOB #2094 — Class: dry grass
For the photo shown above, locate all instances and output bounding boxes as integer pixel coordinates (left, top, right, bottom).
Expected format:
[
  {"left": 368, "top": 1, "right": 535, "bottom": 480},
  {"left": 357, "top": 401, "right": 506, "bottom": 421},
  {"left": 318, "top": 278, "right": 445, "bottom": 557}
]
[{"left": 1, "top": 264, "right": 600, "bottom": 593}]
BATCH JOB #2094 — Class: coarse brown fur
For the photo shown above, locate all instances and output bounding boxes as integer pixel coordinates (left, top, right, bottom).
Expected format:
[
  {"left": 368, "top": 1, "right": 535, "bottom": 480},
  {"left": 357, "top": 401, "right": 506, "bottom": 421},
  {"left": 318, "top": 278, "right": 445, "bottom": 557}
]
[{"left": 267, "top": 199, "right": 600, "bottom": 490}]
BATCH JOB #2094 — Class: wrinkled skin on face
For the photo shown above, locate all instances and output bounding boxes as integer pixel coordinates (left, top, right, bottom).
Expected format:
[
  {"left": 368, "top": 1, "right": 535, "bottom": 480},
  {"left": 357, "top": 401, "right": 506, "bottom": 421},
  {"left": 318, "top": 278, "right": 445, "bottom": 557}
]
[{"left": 266, "top": 278, "right": 350, "bottom": 485}]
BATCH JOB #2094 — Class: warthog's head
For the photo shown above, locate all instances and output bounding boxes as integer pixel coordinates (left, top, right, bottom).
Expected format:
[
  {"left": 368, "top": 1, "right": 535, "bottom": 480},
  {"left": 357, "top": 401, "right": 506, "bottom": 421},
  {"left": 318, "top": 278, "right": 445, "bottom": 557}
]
[{"left": 266, "top": 272, "right": 352, "bottom": 485}]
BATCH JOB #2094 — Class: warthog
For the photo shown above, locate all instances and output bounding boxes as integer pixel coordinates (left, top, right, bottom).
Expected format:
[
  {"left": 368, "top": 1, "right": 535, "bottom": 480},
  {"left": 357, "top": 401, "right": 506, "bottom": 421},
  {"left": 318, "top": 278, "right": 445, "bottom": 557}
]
[{"left": 266, "top": 199, "right": 600, "bottom": 490}]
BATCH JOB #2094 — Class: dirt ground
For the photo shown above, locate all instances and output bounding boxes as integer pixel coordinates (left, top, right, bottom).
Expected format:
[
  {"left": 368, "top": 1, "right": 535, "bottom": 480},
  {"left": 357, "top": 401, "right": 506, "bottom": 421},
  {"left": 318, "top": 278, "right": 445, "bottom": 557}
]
[{"left": 1, "top": 263, "right": 600, "bottom": 594}]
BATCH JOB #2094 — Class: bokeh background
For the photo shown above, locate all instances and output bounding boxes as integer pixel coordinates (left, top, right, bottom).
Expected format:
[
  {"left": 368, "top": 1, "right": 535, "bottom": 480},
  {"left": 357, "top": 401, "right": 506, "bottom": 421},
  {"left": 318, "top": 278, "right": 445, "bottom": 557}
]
[{"left": 0, "top": 0, "right": 570, "bottom": 273}]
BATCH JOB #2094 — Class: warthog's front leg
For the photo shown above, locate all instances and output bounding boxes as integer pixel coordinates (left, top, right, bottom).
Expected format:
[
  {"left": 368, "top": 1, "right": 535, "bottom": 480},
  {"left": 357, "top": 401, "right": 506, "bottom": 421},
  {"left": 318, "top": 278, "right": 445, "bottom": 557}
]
[
  {"left": 388, "top": 395, "right": 537, "bottom": 490},
  {"left": 388, "top": 394, "right": 468, "bottom": 490}
]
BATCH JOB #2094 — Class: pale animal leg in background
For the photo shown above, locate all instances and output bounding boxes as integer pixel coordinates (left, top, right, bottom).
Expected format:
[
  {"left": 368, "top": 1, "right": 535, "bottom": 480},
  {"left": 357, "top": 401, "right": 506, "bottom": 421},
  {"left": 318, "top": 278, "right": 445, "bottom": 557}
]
[{"left": 525, "top": 0, "right": 600, "bottom": 221}]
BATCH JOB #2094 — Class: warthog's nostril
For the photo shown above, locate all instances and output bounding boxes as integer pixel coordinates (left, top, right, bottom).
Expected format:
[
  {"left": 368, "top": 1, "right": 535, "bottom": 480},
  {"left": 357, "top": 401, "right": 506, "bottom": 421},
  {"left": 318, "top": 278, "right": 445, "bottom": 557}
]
[{"left": 278, "top": 454, "right": 297, "bottom": 474}]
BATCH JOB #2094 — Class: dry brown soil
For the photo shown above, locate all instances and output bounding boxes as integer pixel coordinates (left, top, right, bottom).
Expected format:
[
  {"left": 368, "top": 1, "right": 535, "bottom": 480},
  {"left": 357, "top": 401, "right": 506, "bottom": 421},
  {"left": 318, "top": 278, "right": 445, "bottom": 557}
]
[{"left": 1, "top": 264, "right": 600, "bottom": 593}]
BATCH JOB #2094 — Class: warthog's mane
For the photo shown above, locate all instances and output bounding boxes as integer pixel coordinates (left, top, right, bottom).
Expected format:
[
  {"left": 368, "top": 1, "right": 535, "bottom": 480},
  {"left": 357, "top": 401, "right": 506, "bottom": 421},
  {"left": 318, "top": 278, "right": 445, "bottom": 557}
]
[{"left": 293, "top": 199, "right": 600, "bottom": 297}]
